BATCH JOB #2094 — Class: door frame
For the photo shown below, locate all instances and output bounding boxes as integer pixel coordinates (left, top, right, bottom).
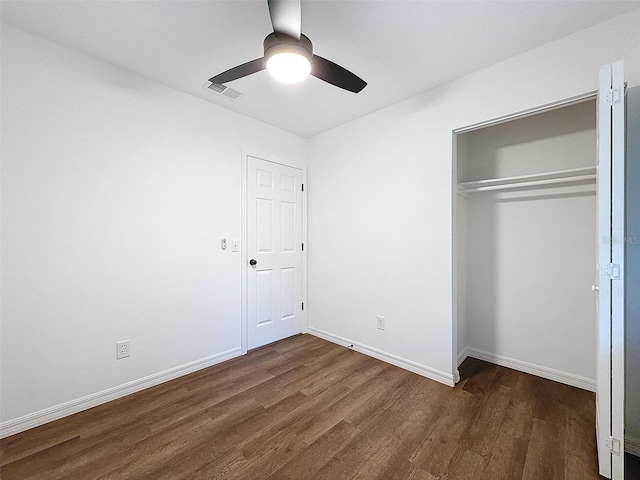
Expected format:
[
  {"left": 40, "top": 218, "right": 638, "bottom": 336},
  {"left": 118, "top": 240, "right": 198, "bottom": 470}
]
[
  {"left": 240, "top": 149, "right": 308, "bottom": 354},
  {"left": 451, "top": 90, "right": 597, "bottom": 377}
]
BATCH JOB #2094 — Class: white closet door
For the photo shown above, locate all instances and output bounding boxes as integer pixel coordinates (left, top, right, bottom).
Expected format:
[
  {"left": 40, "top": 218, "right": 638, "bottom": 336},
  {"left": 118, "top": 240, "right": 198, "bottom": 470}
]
[{"left": 596, "top": 60, "right": 625, "bottom": 479}]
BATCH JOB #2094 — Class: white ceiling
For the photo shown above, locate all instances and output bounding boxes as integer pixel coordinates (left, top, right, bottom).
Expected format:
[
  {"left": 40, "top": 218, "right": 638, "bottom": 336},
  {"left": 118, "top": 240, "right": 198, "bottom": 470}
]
[{"left": 2, "top": 1, "right": 638, "bottom": 138}]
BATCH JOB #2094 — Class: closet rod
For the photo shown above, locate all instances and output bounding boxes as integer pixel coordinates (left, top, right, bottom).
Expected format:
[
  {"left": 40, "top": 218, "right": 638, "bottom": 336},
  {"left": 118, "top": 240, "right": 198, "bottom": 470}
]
[
  {"left": 461, "top": 175, "right": 596, "bottom": 193},
  {"left": 458, "top": 166, "right": 596, "bottom": 193}
]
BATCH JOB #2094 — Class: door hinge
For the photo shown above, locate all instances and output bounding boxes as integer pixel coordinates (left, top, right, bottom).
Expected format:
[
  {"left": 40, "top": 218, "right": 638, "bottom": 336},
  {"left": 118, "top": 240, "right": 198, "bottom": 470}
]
[
  {"left": 606, "top": 436, "right": 621, "bottom": 455},
  {"left": 606, "top": 88, "right": 622, "bottom": 105},
  {"left": 302, "top": 243, "right": 304, "bottom": 251},
  {"left": 302, "top": 302, "right": 304, "bottom": 311},
  {"left": 302, "top": 184, "right": 304, "bottom": 192},
  {"left": 604, "top": 263, "right": 621, "bottom": 280}
]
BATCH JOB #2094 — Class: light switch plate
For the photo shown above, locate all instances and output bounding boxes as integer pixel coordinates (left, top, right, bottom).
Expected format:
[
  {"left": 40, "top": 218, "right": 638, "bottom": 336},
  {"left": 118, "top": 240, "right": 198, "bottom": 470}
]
[{"left": 231, "top": 240, "right": 239, "bottom": 252}]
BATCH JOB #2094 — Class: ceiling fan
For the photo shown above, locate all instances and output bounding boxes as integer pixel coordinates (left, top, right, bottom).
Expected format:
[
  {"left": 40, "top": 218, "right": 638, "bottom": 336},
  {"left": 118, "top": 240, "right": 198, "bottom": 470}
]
[{"left": 208, "top": 0, "right": 367, "bottom": 93}]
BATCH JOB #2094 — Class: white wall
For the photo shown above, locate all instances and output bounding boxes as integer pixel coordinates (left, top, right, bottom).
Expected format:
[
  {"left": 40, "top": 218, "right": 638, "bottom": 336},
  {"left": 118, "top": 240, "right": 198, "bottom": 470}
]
[
  {"left": 307, "top": 9, "right": 640, "bottom": 383},
  {"left": 0, "top": 24, "right": 306, "bottom": 432},
  {"left": 461, "top": 100, "right": 597, "bottom": 181},
  {"left": 625, "top": 86, "right": 640, "bottom": 455},
  {"left": 3, "top": 7, "right": 640, "bottom": 440}
]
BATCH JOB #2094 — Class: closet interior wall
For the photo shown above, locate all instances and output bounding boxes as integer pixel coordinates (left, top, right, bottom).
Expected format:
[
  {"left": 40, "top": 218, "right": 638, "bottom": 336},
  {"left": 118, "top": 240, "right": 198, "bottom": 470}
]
[{"left": 456, "top": 99, "right": 598, "bottom": 388}]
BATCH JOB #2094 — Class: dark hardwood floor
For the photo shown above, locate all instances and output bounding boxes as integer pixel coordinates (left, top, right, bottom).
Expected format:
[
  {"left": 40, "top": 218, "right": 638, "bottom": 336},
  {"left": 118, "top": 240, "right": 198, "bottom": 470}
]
[
  {"left": 628, "top": 453, "right": 640, "bottom": 480},
  {"left": 0, "top": 334, "right": 634, "bottom": 479}
]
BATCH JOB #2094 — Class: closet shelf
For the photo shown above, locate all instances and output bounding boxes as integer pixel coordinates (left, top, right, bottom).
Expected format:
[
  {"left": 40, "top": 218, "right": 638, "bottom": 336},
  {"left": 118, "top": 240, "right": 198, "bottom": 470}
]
[{"left": 458, "top": 166, "right": 596, "bottom": 193}]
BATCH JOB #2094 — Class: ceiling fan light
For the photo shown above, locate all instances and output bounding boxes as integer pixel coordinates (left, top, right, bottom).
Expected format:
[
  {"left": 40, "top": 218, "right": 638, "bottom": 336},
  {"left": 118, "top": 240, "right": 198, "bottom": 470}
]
[
  {"left": 266, "top": 52, "right": 311, "bottom": 84},
  {"left": 263, "top": 33, "right": 313, "bottom": 85}
]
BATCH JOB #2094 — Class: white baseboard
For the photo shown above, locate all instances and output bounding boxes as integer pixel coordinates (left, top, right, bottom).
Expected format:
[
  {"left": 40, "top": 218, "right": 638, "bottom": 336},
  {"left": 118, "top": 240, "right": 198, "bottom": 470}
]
[
  {"left": 626, "top": 434, "right": 640, "bottom": 457},
  {"left": 0, "top": 347, "right": 242, "bottom": 439},
  {"left": 307, "top": 327, "right": 455, "bottom": 387},
  {"left": 465, "top": 348, "right": 596, "bottom": 392}
]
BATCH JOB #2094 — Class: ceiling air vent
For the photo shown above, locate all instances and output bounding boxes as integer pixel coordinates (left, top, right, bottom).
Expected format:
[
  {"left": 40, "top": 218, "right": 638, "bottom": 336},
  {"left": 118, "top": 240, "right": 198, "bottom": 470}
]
[{"left": 203, "top": 81, "right": 242, "bottom": 100}]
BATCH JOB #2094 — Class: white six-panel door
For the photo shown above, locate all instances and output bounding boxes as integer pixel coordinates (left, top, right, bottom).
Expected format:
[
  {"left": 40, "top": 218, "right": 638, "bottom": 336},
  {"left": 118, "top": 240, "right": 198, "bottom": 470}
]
[{"left": 246, "top": 156, "right": 303, "bottom": 349}]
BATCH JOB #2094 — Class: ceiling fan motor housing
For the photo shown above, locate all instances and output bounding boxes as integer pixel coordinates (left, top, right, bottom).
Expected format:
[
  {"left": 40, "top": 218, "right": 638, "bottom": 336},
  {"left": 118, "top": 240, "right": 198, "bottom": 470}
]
[{"left": 263, "top": 32, "right": 313, "bottom": 63}]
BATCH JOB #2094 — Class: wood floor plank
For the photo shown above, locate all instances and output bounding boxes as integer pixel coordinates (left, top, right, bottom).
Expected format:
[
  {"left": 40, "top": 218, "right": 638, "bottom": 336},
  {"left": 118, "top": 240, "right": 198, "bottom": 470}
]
[
  {"left": 350, "top": 379, "right": 447, "bottom": 480},
  {"left": 441, "top": 448, "right": 486, "bottom": 480},
  {"left": 238, "top": 384, "right": 350, "bottom": 457},
  {"left": 264, "top": 420, "right": 360, "bottom": 480},
  {"left": 521, "top": 418, "right": 565, "bottom": 480},
  {"left": 299, "top": 350, "right": 371, "bottom": 397},
  {"left": 95, "top": 417, "right": 221, "bottom": 480},
  {"left": 338, "top": 355, "right": 388, "bottom": 390},
  {"left": 1, "top": 335, "right": 625, "bottom": 480},
  {"left": 489, "top": 362, "right": 521, "bottom": 389},
  {"left": 0, "top": 436, "right": 81, "bottom": 479},
  {"left": 306, "top": 423, "right": 393, "bottom": 479},
  {"left": 163, "top": 447, "right": 247, "bottom": 480},
  {"left": 460, "top": 358, "right": 499, "bottom": 396},
  {"left": 459, "top": 383, "right": 513, "bottom": 459},
  {"left": 409, "top": 388, "right": 481, "bottom": 477},
  {"left": 201, "top": 392, "right": 308, "bottom": 456},
  {"left": 341, "top": 366, "right": 416, "bottom": 428},
  {"left": 564, "top": 406, "right": 601, "bottom": 480},
  {"left": 478, "top": 398, "right": 531, "bottom": 480},
  {"left": 386, "top": 461, "right": 438, "bottom": 480}
]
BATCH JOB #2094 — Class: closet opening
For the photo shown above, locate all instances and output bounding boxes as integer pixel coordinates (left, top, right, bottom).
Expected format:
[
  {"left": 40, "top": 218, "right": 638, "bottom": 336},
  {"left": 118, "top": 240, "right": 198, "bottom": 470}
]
[{"left": 453, "top": 94, "right": 598, "bottom": 391}]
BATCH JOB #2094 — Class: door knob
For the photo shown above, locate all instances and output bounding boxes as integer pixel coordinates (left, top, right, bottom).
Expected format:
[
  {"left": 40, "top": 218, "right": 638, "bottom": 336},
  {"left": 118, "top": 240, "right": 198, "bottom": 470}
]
[
  {"left": 592, "top": 284, "right": 599, "bottom": 293},
  {"left": 249, "top": 259, "right": 257, "bottom": 266}
]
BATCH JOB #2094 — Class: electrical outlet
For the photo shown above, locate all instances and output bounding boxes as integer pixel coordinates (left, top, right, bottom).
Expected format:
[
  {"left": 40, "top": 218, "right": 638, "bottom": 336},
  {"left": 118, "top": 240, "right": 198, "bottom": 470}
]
[
  {"left": 376, "top": 315, "right": 385, "bottom": 330},
  {"left": 116, "top": 340, "right": 130, "bottom": 360}
]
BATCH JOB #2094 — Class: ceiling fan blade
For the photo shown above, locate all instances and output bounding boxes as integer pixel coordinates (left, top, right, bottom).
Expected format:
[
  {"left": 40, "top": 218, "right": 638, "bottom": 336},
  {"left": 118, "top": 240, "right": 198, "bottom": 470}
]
[
  {"left": 267, "top": 0, "right": 301, "bottom": 39},
  {"left": 209, "top": 58, "right": 265, "bottom": 84},
  {"left": 311, "top": 55, "right": 367, "bottom": 93}
]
